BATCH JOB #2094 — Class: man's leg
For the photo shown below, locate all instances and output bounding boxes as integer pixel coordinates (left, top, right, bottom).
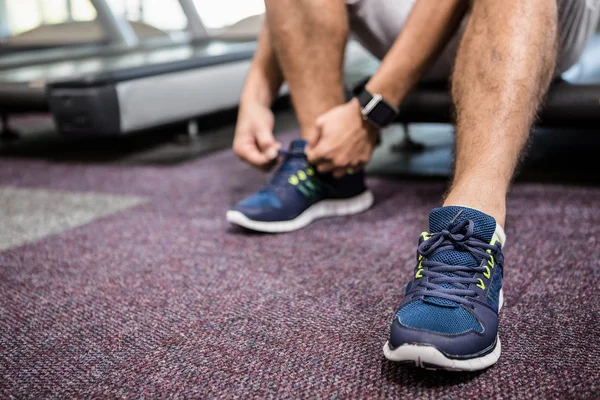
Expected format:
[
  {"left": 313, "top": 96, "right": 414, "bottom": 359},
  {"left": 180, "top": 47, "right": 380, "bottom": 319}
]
[
  {"left": 384, "top": 0, "right": 565, "bottom": 370},
  {"left": 227, "top": 1, "right": 376, "bottom": 233},
  {"left": 264, "top": 0, "right": 348, "bottom": 141},
  {"left": 444, "top": 0, "right": 558, "bottom": 228}
]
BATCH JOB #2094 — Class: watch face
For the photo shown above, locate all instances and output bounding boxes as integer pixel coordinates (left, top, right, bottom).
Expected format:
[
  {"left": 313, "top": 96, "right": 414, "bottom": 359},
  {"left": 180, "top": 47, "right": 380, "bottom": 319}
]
[{"left": 369, "top": 100, "right": 396, "bottom": 126}]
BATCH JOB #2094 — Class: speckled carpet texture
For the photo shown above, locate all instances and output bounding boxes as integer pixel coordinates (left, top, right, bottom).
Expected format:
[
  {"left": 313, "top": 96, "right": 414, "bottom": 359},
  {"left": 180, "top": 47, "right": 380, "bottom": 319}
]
[{"left": 1, "top": 138, "right": 599, "bottom": 399}]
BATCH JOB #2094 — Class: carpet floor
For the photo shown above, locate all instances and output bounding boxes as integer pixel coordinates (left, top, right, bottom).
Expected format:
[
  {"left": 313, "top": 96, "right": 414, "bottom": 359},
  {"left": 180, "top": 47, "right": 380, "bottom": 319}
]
[{"left": 1, "top": 137, "right": 599, "bottom": 399}]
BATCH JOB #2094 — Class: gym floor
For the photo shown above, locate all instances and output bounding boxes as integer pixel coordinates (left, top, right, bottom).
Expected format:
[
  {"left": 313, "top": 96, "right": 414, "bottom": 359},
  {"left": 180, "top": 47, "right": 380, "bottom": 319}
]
[{"left": 0, "top": 107, "right": 599, "bottom": 398}]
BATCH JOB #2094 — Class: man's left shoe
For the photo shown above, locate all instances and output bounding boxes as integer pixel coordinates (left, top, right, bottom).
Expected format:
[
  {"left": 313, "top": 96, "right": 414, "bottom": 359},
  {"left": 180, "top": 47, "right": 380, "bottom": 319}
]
[
  {"left": 227, "top": 140, "right": 373, "bottom": 233},
  {"left": 383, "top": 206, "right": 506, "bottom": 371}
]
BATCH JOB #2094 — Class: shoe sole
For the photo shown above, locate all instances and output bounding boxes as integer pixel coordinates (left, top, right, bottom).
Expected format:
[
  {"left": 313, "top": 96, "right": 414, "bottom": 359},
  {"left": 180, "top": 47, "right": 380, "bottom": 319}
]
[
  {"left": 226, "top": 190, "right": 374, "bottom": 233},
  {"left": 383, "top": 289, "right": 504, "bottom": 372}
]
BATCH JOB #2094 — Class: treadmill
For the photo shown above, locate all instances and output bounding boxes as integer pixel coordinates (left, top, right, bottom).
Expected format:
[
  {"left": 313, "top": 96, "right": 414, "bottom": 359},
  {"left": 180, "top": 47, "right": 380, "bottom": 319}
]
[
  {"left": 46, "top": 39, "right": 256, "bottom": 135},
  {"left": 0, "top": 0, "right": 257, "bottom": 136}
]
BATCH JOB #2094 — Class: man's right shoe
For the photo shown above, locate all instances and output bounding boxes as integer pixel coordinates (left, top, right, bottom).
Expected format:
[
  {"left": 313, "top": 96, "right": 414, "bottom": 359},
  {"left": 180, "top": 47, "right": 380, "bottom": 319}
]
[
  {"left": 226, "top": 140, "right": 373, "bottom": 233},
  {"left": 383, "top": 206, "right": 506, "bottom": 371}
]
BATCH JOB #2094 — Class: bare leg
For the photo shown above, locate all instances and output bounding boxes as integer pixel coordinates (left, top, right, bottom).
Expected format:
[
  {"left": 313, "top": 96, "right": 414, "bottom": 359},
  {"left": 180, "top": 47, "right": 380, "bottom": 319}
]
[
  {"left": 445, "top": 0, "right": 557, "bottom": 227},
  {"left": 265, "top": 0, "right": 348, "bottom": 142}
]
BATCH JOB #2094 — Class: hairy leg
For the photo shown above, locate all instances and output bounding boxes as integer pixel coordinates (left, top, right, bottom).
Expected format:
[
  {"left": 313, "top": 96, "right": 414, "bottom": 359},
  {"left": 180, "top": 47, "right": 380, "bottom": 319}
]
[
  {"left": 445, "top": 0, "right": 558, "bottom": 227},
  {"left": 264, "top": 0, "right": 348, "bottom": 142}
]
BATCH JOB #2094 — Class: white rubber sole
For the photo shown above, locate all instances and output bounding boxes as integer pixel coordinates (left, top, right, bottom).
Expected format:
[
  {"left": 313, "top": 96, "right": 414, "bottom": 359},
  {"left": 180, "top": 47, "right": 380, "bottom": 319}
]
[
  {"left": 383, "top": 289, "right": 504, "bottom": 372},
  {"left": 226, "top": 190, "right": 374, "bottom": 233}
]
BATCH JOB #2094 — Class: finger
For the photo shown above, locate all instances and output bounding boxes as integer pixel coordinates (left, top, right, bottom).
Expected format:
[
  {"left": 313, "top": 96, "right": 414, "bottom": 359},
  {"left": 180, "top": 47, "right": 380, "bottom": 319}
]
[
  {"left": 315, "top": 114, "right": 326, "bottom": 128},
  {"left": 349, "top": 162, "right": 365, "bottom": 173},
  {"left": 306, "top": 125, "right": 321, "bottom": 149},
  {"left": 316, "top": 160, "right": 335, "bottom": 174},
  {"left": 332, "top": 168, "right": 347, "bottom": 179},
  {"left": 305, "top": 146, "right": 328, "bottom": 165},
  {"left": 256, "top": 134, "right": 281, "bottom": 163},
  {"left": 255, "top": 129, "right": 278, "bottom": 153},
  {"left": 304, "top": 147, "right": 315, "bottom": 162},
  {"left": 235, "top": 143, "right": 272, "bottom": 169},
  {"left": 264, "top": 141, "right": 281, "bottom": 161}
]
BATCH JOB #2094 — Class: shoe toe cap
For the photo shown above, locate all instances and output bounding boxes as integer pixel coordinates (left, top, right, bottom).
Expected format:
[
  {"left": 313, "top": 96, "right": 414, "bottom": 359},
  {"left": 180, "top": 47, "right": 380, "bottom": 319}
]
[
  {"left": 390, "top": 302, "right": 499, "bottom": 358},
  {"left": 230, "top": 191, "right": 283, "bottom": 221}
]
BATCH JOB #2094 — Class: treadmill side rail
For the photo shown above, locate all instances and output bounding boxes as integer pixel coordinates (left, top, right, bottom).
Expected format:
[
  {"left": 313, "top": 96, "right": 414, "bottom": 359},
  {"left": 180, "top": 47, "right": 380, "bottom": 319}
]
[
  {"left": 47, "top": 58, "right": 252, "bottom": 136},
  {"left": 116, "top": 60, "right": 250, "bottom": 132}
]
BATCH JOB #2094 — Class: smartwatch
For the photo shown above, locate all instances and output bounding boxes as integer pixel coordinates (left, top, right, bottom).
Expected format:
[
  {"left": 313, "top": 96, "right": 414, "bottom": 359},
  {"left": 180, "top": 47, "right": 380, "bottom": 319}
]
[{"left": 355, "top": 88, "right": 399, "bottom": 128}]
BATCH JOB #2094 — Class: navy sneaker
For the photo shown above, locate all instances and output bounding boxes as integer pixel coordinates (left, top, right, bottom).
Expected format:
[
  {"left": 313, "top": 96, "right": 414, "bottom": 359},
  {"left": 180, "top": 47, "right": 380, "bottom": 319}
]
[
  {"left": 226, "top": 140, "right": 373, "bottom": 233},
  {"left": 383, "top": 206, "right": 506, "bottom": 371}
]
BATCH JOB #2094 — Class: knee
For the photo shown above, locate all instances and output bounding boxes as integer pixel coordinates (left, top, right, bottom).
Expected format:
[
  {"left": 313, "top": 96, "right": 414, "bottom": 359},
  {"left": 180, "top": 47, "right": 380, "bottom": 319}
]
[
  {"left": 471, "top": 0, "right": 557, "bottom": 17},
  {"left": 265, "top": 0, "right": 348, "bottom": 38},
  {"left": 265, "top": 0, "right": 340, "bottom": 11}
]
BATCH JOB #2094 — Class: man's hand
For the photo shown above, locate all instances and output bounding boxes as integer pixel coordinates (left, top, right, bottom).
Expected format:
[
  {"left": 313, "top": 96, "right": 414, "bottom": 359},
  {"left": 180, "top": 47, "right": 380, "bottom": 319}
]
[
  {"left": 305, "top": 98, "right": 379, "bottom": 178},
  {"left": 233, "top": 101, "right": 281, "bottom": 171}
]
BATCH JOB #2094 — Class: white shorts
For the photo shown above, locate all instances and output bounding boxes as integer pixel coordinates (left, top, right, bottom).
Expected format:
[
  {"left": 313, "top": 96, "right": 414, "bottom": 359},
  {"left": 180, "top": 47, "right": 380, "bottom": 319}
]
[{"left": 346, "top": 0, "right": 600, "bottom": 79}]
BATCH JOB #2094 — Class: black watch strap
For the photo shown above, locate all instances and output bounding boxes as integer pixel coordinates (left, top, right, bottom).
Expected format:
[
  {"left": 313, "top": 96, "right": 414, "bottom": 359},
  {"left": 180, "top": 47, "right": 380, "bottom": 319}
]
[
  {"left": 355, "top": 89, "right": 398, "bottom": 128},
  {"left": 356, "top": 90, "right": 375, "bottom": 109}
]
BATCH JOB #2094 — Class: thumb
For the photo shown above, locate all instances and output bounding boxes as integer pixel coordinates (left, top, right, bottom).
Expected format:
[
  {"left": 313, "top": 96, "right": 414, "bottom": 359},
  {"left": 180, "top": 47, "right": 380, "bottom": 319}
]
[
  {"left": 306, "top": 124, "right": 322, "bottom": 149},
  {"left": 315, "top": 114, "right": 326, "bottom": 128},
  {"left": 307, "top": 114, "right": 327, "bottom": 148},
  {"left": 265, "top": 141, "right": 281, "bottom": 160},
  {"left": 255, "top": 129, "right": 279, "bottom": 159}
]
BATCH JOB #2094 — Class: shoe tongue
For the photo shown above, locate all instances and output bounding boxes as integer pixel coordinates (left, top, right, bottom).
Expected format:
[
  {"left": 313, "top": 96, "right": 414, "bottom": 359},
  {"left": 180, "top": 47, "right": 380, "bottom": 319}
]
[
  {"left": 424, "top": 206, "right": 496, "bottom": 307},
  {"left": 289, "top": 140, "right": 307, "bottom": 151},
  {"left": 270, "top": 140, "right": 307, "bottom": 188},
  {"left": 429, "top": 206, "right": 496, "bottom": 243}
]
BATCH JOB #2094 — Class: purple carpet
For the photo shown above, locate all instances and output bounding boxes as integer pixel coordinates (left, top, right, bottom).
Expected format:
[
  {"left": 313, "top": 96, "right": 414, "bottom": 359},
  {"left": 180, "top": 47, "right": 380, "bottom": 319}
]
[{"left": 1, "top": 138, "right": 599, "bottom": 398}]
